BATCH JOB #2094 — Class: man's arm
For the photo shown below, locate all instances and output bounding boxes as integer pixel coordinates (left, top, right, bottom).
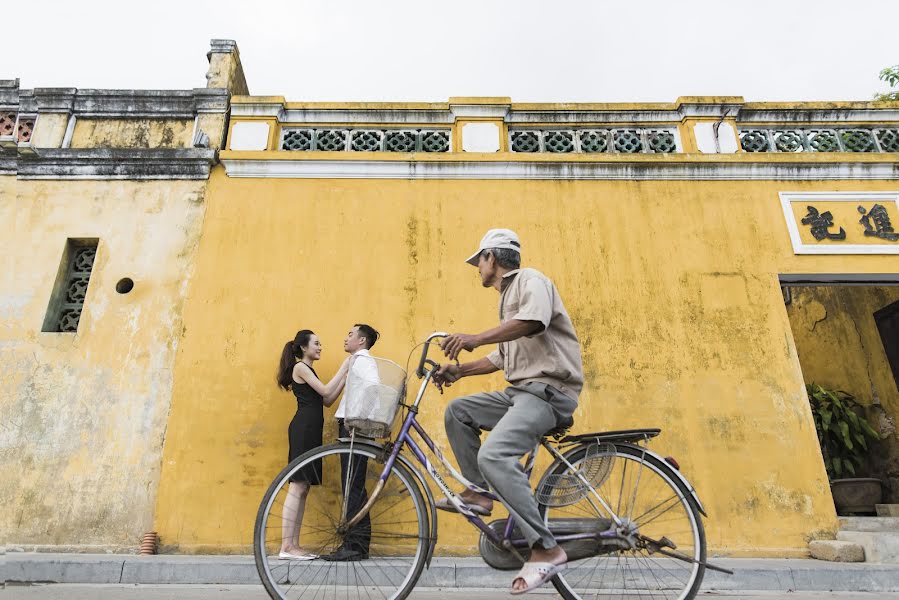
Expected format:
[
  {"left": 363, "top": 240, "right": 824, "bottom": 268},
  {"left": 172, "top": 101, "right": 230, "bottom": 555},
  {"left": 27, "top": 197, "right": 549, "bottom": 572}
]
[
  {"left": 440, "top": 319, "right": 542, "bottom": 362},
  {"left": 432, "top": 355, "right": 499, "bottom": 392}
]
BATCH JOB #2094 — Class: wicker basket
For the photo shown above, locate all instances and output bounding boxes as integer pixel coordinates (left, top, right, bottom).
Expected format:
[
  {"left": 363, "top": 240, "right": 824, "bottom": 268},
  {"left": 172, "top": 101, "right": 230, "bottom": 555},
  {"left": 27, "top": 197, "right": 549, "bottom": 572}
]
[{"left": 342, "top": 354, "right": 406, "bottom": 438}]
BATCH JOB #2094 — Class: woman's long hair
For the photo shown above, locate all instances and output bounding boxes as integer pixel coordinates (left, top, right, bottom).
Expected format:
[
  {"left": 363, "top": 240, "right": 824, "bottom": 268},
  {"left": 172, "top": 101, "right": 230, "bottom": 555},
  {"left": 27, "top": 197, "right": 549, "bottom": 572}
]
[{"left": 277, "top": 329, "right": 315, "bottom": 390}]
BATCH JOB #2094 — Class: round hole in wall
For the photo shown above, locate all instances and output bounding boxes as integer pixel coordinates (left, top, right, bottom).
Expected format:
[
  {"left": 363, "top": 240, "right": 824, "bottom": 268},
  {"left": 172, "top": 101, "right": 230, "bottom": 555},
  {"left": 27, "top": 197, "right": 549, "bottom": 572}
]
[{"left": 116, "top": 278, "right": 134, "bottom": 294}]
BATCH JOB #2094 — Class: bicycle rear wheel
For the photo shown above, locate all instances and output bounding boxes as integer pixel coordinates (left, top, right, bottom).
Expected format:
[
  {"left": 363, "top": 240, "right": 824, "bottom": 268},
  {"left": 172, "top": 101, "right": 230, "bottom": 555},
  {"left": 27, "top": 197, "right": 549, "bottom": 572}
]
[
  {"left": 538, "top": 442, "right": 706, "bottom": 600},
  {"left": 254, "top": 442, "right": 429, "bottom": 600}
]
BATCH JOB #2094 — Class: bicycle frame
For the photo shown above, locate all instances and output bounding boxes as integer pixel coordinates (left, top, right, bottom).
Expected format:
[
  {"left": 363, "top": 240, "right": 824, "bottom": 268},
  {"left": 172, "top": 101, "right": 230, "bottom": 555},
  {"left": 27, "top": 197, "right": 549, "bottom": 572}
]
[{"left": 346, "top": 334, "right": 617, "bottom": 550}]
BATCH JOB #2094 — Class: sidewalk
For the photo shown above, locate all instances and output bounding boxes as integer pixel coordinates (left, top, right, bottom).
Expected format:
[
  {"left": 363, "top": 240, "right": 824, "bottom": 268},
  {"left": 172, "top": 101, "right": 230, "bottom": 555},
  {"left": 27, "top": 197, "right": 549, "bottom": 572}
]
[{"left": 6, "top": 554, "right": 899, "bottom": 592}]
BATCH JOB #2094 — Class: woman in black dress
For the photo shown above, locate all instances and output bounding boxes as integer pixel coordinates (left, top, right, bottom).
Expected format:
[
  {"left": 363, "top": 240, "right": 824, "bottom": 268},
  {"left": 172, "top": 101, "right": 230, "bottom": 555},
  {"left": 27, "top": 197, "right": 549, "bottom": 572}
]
[{"left": 276, "top": 329, "right": 350, "bottom": 560}]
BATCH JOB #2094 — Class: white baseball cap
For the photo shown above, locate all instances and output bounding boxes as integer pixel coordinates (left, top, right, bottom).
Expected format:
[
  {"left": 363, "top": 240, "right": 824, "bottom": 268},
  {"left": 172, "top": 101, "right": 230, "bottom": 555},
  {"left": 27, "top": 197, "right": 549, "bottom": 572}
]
[{"left": 465, "top": 229, "right": 522, "bottom": 266}]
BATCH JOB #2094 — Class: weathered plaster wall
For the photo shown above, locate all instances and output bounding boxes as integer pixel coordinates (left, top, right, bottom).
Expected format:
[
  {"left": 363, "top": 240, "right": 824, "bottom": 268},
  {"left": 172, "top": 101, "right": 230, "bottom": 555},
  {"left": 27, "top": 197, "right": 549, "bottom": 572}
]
[
  {"left": 154, "top": 172, "right": 899, "bottom": 556},
  {"left": 70, "top": 119, "right": 194, "bottom": 149},
  {"left": 0, "top": 178, "right": 206, "bottom": 549},
  {"left": 206, "top": 47, "right": 249, "bottom": 95},
  {"left": 786, "top": 286, "right": 899, "bottom": 501},
  {"left": 31, "top": 113, "right": 70, "bottom": 149}
]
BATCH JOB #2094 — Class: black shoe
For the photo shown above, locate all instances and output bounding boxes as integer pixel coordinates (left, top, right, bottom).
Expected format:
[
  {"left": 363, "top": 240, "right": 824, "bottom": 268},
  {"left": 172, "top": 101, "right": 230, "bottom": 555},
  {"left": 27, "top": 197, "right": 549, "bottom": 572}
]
[{"left": 321, "top": 546, "right": 369, "bottom": 561}]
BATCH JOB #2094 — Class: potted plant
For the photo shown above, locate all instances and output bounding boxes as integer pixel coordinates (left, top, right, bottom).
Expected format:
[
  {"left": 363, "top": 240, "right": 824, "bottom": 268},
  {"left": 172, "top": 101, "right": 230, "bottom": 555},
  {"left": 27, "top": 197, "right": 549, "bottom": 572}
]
[{"left": 807, "top": 383, "right": 884, "bottom": 514}]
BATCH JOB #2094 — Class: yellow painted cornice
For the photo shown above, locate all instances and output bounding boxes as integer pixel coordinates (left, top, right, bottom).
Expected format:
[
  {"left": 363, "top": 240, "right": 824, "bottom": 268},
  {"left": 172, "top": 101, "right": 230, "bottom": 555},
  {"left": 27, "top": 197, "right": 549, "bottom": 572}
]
[
  {"left": 229, "top": 96, "right": 899, "bottom": 112},
  {"left": 282, "top": 102, "right": 449, "bottom": 110},
  {"left": 231, "top": 95, "right": 286, "bottom": 104},
  {"left": 232, "top": 96, "right": 449, "bottom": 110},
  {"left": 509, "top": 102, "right": 676, "bottom": 111},
  {"left": 448, "top": 97, "right": 512, "bottom": 105},
  {"left": 675, "top": 96, "right": 745, "bottom": 106},
  {"left": 743, "top": 101, "right": 899, "bottom": 110}
]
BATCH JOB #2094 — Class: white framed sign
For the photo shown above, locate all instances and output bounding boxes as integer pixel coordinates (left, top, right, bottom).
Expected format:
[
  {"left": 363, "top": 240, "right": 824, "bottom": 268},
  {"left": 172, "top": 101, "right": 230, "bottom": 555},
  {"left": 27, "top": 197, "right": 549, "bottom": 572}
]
[{"left": 779, "top": 191, "right": 899, "bottom": 255}]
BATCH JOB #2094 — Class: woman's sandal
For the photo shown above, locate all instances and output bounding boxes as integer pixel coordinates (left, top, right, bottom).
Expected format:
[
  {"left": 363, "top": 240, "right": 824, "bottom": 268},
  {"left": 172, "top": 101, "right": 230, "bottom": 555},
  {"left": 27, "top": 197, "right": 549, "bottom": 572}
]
[
  {"left": 434, "top": 497, "right": 492, "bottom": 516},
  {"left": 510, "top": 561, "right": 566, "bottom": 595},
  {"left": 278, "top": 549, "right": 318, "bottom": 561}
]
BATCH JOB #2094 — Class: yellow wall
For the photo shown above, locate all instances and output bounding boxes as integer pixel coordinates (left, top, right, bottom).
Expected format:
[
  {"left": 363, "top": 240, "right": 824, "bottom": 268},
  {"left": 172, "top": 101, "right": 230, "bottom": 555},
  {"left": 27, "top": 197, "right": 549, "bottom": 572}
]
[
  {"left": 786, "top": 286, "right": 899, "bottom": 499},
  {"left": 154, "top": 170, "right": 899, "bottom": 556},
  {"left": 70, "top": 119, "right": 194, "bottom": 149},
  {"left": 0, "top": 177, "right": 206, "bottom": 549}
]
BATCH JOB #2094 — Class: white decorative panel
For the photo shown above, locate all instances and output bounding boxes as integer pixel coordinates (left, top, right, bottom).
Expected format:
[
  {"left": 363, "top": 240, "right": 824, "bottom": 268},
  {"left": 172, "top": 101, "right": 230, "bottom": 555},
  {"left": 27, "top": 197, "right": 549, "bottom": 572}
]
[
  {"left": 462, "top": 122, "right": 500, "bottom": 153},
  {"left": 229, "top": 122, "right": 270, "bottom": 151}
]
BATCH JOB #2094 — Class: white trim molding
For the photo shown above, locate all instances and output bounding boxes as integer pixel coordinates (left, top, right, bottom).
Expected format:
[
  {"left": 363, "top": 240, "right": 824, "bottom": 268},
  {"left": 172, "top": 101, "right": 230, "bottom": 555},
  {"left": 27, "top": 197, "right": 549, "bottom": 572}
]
[
  {"left": 779, "top": 191, "right": 899, "bottom": 255},
  {"left": 222, "top": 157, "right": 899, "bottom": 181}
]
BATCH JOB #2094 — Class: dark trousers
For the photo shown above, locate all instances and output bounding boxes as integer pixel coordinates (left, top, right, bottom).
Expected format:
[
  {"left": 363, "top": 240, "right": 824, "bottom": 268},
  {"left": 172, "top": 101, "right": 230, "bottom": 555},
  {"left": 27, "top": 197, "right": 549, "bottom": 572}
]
[{"left": 338, "top": 420, "right": 371, "bottom": 553}]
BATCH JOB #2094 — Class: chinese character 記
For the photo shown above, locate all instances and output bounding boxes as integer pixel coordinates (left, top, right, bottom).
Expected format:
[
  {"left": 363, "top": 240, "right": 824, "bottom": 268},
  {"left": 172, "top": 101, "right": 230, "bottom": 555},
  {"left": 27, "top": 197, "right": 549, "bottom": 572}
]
[
  {"left": 801, "top": 206, "right": 846, "bottom": 241},
  {"left": 858, "top": 204, "right": 899, "bottom": 242}
]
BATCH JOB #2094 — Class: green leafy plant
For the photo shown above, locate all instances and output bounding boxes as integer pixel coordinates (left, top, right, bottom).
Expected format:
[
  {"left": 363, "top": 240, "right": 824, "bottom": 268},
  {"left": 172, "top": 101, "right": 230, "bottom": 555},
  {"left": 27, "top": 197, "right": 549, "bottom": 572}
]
[
  {"left": 875, "top": 65, "right": 899, "bottom": 101},
  {"left": 807, "top": 383, "right": 881, "bottom": 479}
]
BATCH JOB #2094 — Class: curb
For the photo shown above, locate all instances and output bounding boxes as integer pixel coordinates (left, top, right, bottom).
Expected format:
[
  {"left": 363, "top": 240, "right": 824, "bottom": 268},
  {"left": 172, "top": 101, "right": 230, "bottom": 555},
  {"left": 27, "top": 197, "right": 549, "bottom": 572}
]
[{"left": 6, "top": 554, "right": 899, "bottom": 592}]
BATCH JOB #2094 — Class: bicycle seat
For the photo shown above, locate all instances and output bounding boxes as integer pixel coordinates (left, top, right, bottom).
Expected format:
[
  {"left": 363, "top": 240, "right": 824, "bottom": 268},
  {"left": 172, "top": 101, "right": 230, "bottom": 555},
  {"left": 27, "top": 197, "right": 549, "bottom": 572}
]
[
  {"left": 558, "top": 428, "right": 661, "bottom": 444},
  {"left": 543, "top": 415, "right": 575, "bottom": 439}
]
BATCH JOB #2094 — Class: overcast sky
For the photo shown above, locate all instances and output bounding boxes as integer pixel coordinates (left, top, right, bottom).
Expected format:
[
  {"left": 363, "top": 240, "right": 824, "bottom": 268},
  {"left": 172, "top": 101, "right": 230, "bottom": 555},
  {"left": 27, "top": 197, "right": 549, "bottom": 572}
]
[{"left": 5, "top": 0, "right": 898, "bottom": 103}]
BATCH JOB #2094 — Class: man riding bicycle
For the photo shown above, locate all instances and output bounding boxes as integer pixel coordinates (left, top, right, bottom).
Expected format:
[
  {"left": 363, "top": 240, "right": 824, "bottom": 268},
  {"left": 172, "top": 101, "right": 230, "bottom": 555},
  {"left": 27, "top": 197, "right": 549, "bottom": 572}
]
[{"left": 432, "top": 228, "right": 584, "bottom": 594}]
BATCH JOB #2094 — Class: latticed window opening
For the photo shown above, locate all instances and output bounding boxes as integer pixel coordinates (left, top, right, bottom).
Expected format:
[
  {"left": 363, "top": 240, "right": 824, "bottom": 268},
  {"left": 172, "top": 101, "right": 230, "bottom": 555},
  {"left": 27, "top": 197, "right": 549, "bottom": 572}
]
[
  {"left": 42, "top": 240, "right": 99, "bottom": 333},
  {"left": 646, "top": 130, "right": 677, "bottom": 153},
  {"left": 739, "top": 127, "right": 899, "bottom": 153},
  {"left": 16, "top": 115, "right": 35, "bottom": 143},
  {"left": 877, "top": 129, "right": 899, "bottom": 153},
  {"left": 509, "top": 128, "right": 679, "bottom": 153},
  {"left": 280, "top": 128, "right": 450, "bottom": 152},
  {"left": 0, "top": 111, "right": 16, "bottom": 138}
]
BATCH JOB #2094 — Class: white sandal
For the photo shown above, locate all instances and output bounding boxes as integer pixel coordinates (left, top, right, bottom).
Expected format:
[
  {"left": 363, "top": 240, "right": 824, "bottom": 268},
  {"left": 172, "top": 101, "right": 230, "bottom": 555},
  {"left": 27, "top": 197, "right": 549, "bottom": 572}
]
[
  {"left": 510, "top": 561, "right": 566, "bottom": 595},
  {"left": 278, "top": 550, "right": 318, "bottom": 561}
]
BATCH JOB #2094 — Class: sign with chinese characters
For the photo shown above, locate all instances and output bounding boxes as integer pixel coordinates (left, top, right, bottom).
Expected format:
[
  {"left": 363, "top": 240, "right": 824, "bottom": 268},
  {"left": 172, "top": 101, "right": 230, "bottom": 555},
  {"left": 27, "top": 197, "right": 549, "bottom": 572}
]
[{"left": 779, "top": 192, "right": 899, "bottom": 254}]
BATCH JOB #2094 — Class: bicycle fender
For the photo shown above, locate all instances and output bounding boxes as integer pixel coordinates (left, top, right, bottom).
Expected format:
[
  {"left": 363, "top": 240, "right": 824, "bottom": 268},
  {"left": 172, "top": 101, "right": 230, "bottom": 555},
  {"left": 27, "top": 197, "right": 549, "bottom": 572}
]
[
  {"left": 338, "top": 438, "right": 439, "bottom": 568},
  {"left": 618, "top": 443, "right": 707, "bottom": 517}
]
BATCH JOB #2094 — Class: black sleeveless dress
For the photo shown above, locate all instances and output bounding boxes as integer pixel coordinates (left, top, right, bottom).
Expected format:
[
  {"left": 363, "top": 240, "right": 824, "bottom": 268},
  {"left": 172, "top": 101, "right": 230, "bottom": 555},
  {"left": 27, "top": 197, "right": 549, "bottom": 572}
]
[{"left": 288, "top": 365, "right": 324, "bottom": 484}]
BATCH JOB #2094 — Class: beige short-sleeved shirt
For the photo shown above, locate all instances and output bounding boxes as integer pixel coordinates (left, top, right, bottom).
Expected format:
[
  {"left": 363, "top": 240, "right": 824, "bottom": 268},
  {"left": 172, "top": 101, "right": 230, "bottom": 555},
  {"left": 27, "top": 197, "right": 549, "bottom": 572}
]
[{"left": 486, "top": 268, "right": 584, "bottom": 399}]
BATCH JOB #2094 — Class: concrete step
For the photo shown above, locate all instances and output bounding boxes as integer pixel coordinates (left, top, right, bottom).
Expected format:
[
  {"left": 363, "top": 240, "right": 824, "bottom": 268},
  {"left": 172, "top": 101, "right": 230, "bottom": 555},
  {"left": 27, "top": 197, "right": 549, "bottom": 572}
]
[
  {"left": 836, "top": 531, "right": 899, "bottom": 564},
  {"left": 839, "top": 517, "right": 899, "bottom": 532},
  {"left": 877, "top": 504, "right": 899, "bottom": 517},
  {"left": 808, "top": 540, "right": 865, "bottom": 562}
]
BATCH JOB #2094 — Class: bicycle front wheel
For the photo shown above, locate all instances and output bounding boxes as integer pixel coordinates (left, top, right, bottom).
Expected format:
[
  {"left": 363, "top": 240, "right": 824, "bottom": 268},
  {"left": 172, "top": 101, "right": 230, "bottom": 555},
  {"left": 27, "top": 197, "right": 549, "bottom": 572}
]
[
  {"left": 538, "top": 442, "right": 706, "bottom": 600},
  {"left": 254, "top": 442, "right": 429, "bottom": 600}
]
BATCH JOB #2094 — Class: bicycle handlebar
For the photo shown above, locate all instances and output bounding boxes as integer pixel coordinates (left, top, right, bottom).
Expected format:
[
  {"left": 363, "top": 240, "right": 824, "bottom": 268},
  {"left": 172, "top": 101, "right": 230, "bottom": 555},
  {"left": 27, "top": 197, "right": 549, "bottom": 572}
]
[{"left": 415, "top": 331, "right": 449, "bottom": 378}]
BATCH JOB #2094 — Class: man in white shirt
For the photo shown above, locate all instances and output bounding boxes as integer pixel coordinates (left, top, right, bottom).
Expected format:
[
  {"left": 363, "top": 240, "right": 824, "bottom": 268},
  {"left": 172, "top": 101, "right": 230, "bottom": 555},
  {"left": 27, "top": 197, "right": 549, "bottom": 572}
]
[{"left": 322, "top": 323, "right": 380, "bottom": 562}]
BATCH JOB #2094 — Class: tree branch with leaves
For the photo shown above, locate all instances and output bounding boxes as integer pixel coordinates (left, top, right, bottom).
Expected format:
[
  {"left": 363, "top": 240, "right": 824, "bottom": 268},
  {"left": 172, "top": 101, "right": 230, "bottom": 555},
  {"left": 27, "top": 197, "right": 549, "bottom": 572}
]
[{"left": 875, "top": 65, "right": 899, "bottom": 101}]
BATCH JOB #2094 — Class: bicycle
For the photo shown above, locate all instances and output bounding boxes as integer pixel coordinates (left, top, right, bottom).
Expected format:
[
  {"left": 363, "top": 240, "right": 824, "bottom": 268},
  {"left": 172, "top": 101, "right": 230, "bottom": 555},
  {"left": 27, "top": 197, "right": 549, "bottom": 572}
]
[{"left": 254, "top": 332, "right": 732, "bottom": 600}]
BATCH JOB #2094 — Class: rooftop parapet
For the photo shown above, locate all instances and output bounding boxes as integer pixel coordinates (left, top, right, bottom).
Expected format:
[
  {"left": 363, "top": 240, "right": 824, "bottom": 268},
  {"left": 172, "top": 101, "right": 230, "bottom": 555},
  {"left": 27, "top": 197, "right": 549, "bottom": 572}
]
[
  {"left": 224, "top": 95, "right": 899, "bottom": 160},
  {"left": 220, "top": 95, "right": 899, "bottom": 181}
]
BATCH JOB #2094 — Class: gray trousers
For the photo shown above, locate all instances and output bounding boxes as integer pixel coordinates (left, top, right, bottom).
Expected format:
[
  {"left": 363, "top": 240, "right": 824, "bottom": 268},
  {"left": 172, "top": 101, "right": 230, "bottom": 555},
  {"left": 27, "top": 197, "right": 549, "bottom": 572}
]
[{"left": 444, "top": 382, "right": 578, "bottom": 549}]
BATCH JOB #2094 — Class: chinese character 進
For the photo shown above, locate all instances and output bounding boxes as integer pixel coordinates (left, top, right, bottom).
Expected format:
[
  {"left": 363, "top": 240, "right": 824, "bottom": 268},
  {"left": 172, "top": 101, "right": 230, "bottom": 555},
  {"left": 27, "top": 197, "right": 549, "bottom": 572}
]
[
  {"left": 857, "top": 204, "right": 899, "bottom": 242},
  {"left": 801, "top": 206, "right": 846, "bottom": 241}
]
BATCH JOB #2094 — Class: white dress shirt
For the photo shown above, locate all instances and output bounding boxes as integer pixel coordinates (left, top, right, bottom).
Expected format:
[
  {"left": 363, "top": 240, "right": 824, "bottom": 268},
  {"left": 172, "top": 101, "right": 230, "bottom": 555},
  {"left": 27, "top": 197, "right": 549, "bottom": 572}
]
[{"left": 335, "top": 349, "right": 381, "bottom": 419}]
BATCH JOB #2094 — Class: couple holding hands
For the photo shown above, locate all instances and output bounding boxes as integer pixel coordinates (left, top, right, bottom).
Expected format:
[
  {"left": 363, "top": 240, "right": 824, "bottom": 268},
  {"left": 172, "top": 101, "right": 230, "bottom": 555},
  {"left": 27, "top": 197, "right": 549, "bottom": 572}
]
[{"left": 274, "top": 228, "right": 585, "bottom": 594}]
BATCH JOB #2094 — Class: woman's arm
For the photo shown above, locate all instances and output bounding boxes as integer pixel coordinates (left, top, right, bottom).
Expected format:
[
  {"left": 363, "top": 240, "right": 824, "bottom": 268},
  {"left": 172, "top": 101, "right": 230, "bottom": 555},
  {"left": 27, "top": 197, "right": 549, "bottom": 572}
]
[
  {"left": 321, "top": 359, "right": 349, "bottom": 407},
  {"left": 293, "top": 358, "right": 350, "bottom": 405}
]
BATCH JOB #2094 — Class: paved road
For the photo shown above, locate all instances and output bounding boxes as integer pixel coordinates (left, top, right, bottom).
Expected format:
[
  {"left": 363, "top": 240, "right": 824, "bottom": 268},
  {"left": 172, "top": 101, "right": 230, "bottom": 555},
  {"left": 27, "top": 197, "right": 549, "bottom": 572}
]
[{"left": 6, "top": 586, "right": 899, "bottom": 599}]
